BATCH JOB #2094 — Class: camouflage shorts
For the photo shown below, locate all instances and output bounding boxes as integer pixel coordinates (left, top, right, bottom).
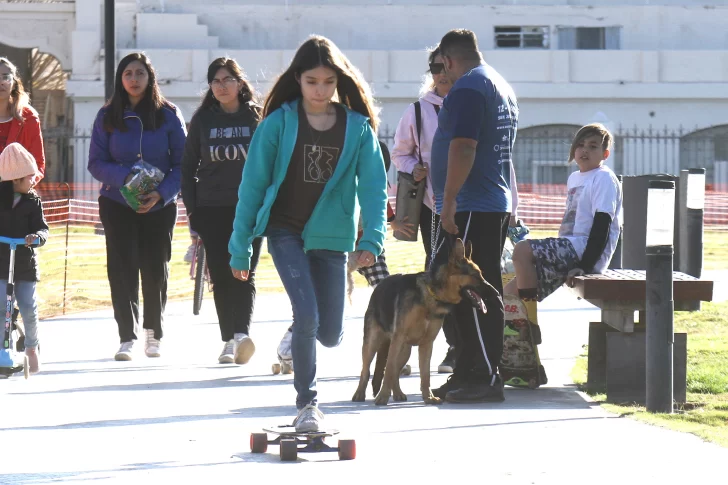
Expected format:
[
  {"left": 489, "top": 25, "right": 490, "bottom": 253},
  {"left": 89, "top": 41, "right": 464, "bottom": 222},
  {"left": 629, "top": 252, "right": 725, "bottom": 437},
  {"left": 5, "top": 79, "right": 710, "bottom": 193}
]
[{"left": 528, "top": 237, "right": 580, "bottom": 301}]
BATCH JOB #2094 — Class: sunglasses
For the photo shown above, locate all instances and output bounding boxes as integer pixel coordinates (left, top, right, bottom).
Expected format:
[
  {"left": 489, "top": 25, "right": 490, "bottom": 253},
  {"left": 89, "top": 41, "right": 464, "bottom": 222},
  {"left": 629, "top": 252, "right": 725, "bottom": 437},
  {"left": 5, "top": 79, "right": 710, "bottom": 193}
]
[{"left": 429, "top": 63, "right": 445, "bottom": 75}]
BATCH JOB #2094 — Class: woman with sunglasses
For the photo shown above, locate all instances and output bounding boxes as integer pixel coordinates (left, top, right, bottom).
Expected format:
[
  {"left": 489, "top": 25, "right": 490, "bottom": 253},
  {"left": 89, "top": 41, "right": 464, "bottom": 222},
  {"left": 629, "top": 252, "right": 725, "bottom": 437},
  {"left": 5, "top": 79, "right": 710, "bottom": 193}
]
[
  {"left": 181, "top": 57, "right": 261, "bottom": 365},
  {"left": 391, "top": 46, "right": 457, "bottom": 372},
  {"left": 0, "top": 58, "right": 45, "bottom": 183}
]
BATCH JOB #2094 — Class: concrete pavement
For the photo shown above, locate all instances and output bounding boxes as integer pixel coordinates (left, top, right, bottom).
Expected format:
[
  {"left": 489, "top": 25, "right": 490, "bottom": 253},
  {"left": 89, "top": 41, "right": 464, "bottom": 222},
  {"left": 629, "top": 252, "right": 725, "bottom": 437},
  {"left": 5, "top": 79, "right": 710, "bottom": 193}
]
[{"left": 1, "top": 285, "right": 726, "bottom": 484}]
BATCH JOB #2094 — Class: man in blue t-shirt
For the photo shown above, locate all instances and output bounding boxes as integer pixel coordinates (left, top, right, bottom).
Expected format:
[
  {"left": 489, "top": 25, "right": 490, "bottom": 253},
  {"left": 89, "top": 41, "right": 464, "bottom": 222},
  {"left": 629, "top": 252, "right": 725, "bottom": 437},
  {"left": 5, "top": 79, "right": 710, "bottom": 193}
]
[{"left": 430, "top": 28, "right": 519, "bottom": 403}]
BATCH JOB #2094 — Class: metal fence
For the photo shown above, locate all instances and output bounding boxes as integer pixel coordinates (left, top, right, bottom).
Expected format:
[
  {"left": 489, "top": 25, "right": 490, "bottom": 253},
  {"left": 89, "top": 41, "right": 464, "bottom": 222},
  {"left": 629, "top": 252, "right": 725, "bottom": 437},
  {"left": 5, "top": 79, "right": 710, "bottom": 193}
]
[
  {"left": 378, "top": 123, "right": 728, "bottom": 191},
  {"left": 40, "top": 123, "right": 728, "bottom": 198}
]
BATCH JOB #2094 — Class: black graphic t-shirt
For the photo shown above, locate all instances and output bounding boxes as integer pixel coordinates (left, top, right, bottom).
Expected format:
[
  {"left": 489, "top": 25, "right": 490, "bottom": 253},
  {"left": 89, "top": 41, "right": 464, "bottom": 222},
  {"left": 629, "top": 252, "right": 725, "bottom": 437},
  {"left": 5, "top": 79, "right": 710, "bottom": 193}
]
[
  {"left": 180, "top": 103, "right": 259, "bottom": 215},
  {"left": 268, "top": 103, "right": 347, "bottom": 235}
]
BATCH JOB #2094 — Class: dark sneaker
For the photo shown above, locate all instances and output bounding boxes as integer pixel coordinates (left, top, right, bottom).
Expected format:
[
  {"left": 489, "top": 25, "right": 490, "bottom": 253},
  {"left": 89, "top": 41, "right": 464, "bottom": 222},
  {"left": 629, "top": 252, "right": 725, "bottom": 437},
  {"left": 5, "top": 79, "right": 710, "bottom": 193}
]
[
  {"left": 432, "top": 372, "right": 467, "bottom": 400},
  {"left": 437, "top": 346, "right": 456, "bottom": 373},
  {"left": 445, "top": 378, "right": 505, "bottom": 403}
]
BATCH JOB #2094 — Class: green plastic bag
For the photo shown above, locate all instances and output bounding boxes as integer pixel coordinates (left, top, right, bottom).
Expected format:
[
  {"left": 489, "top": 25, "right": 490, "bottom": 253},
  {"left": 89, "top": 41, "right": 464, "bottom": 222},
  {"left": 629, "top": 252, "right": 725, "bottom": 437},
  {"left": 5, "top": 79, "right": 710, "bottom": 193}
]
[{"left": 119, "top": 161, "right": 165, "bottom": 211}]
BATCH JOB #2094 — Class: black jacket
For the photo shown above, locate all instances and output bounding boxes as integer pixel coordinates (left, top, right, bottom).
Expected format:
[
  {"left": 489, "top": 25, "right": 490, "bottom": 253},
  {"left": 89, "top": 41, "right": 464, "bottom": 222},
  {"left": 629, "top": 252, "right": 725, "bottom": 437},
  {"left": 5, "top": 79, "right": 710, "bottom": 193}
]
[
  {"left": 0, "top": 190, "right": 49, "bottom": 282},
  {"left": 180, "top": 102, "right": 259, "bottom": 224}
]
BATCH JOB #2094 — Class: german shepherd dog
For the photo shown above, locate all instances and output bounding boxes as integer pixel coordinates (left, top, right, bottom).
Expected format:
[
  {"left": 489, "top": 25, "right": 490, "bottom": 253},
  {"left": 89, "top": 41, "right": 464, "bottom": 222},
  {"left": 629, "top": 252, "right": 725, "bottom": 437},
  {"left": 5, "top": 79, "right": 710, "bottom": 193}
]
[{"left": 352, "top": 238, "right": 496, "bottom": 405}]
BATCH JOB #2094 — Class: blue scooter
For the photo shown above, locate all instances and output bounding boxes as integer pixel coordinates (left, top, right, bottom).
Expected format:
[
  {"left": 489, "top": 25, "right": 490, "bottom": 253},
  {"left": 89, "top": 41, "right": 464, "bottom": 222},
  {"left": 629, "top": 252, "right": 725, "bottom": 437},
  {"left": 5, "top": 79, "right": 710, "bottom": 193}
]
[{"left": 0, "top": 235, "right": 39, "bottom": 379}]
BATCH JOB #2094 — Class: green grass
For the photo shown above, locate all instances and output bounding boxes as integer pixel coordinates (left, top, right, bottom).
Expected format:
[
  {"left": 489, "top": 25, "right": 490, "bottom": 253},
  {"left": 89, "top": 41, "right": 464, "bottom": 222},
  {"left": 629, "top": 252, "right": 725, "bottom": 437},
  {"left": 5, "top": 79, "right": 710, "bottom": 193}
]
[
  {"left": 572, "top": 300, "right": 728, "bottom": 448},
  {"left": 704, "top": 231, "right": 728, "bottom": 271}
]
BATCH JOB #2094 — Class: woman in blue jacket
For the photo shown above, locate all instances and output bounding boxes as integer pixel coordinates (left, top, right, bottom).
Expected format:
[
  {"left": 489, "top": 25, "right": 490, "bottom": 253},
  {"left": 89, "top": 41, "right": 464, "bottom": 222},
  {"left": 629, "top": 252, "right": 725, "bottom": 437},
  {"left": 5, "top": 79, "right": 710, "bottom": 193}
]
[
  {"left": 229, "top": 35, "right": 388, "bottom": 432},
  {"left": 88, "top": 52, "right": 187, "bottom": 361}
]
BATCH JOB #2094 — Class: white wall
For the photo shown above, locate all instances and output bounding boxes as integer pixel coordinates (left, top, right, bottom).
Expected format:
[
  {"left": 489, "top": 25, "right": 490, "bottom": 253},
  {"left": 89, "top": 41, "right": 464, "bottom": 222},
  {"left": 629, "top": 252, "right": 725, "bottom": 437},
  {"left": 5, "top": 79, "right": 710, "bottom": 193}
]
[
  {"left": 58, "top": 1, "right": 728, "bottom": 185},
  {"left": 124, "top": 2, "right": 728, "bottom": 51}
]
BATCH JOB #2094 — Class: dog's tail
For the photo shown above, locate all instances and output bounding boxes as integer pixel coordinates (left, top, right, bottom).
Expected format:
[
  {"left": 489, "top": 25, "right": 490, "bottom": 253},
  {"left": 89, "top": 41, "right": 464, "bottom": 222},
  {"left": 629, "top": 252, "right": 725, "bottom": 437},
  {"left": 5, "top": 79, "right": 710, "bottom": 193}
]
[{"left": 371, "top": 339, "right": 389, "bottom": 397}]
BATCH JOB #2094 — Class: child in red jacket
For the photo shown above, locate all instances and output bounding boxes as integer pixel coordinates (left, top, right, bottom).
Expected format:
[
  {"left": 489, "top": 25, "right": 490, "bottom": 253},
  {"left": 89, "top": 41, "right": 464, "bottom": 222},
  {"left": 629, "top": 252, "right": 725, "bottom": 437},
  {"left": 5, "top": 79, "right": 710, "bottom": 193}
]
[{"left": 0, "top": 58, "right": 46, "bottom": 183}]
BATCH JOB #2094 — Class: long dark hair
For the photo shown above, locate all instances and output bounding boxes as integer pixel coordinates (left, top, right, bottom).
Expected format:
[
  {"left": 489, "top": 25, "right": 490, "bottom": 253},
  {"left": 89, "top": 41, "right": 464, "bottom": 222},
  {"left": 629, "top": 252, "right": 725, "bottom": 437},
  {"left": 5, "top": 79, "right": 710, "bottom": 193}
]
[
  {"left": 0, "top": 57, "right": 30, "bottom": 123},
  {"left": 195, "top": 57, "right": 260, "bottom": 120},
  {"left": 263, "top": 36, "right": 379, "bottom": 130},
  {"left": 103, "top": 52, "right": 170, "bottom": 132}
]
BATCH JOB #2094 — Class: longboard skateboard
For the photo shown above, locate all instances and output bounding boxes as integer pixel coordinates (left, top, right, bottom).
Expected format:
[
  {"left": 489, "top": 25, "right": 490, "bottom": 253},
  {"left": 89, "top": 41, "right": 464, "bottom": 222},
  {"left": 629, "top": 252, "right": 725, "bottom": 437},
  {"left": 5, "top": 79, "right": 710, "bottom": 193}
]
[
  {"left": 500, "top": 294, "right": 547, "bottom": 389},
  {"left": 250, "top": 425, "right": 356, "bottom": 461}
]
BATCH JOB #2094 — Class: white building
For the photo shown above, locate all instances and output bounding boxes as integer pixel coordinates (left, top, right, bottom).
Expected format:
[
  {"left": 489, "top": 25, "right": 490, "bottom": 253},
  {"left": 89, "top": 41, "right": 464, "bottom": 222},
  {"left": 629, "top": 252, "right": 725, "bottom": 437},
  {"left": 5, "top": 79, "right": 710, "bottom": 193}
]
[{"left": 1, "top": 0, "right": 727, "bottom": 187}]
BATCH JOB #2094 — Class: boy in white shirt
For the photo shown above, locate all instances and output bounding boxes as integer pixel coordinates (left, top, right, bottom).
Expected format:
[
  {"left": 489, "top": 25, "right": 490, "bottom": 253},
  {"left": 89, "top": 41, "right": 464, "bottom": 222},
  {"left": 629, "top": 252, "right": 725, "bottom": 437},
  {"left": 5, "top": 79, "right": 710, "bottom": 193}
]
[{"left": 504, "top": 123, "right": 623, "bottom": 302}]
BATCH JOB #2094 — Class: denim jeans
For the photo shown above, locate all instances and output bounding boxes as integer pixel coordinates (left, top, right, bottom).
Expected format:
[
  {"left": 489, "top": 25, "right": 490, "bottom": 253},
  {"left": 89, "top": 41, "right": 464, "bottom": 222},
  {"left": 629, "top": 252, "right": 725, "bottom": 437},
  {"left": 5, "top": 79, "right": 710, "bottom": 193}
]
[
  {"left": 265, "top": 227, "right": 347, "bottom": 409},
  {"left": 2, "top": 280, "right": 39, "bottom": 349}
]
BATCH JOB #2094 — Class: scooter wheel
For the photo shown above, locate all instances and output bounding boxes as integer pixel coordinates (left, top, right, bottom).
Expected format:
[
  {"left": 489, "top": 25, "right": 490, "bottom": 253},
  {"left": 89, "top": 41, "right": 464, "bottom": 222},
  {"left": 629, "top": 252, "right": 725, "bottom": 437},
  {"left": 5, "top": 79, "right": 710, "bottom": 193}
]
[{"left": 23, "top": 355, "right": 29, "bottom": 380}]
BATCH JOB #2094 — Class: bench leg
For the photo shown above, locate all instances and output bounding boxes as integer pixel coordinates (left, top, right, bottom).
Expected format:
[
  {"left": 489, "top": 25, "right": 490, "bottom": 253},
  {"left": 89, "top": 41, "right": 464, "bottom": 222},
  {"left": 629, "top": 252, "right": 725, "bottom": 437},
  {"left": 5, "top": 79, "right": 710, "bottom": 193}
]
[
  {"left": 605, "top": 332, "right": 687, "bottom": 405},
  {"left": 586, "top": 322, "right": 612, "bottom": 394}
]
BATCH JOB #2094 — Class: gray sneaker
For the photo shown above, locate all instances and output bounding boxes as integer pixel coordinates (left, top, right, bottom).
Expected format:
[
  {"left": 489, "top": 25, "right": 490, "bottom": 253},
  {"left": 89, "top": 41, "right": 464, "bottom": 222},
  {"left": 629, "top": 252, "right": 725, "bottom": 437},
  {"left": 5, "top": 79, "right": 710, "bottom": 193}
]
[
  {"left": 145, "top": 329, "right": 161, "bottom": 358},
  {"left": 115, "top": 341, "right": 134, "bottom": 361},
  {"left": 293, "top": 404, "right": 325, "bottom": 432},
  {"left": 277, "top": 327, "right": 293, "bottom": 360},
  {"left": 233, "top": 333, "right": 255, "bottom": 365},
  {"left": 218, "top": 340, "right": 235, "bottom": 364}
]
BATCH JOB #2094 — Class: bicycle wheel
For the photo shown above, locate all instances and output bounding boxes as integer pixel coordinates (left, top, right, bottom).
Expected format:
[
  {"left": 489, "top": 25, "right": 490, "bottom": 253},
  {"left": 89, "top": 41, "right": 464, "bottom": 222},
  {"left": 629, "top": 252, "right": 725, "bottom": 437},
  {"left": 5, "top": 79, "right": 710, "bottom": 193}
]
[{"left": 193, "top": 243, "right": 206, "bottom": 315}]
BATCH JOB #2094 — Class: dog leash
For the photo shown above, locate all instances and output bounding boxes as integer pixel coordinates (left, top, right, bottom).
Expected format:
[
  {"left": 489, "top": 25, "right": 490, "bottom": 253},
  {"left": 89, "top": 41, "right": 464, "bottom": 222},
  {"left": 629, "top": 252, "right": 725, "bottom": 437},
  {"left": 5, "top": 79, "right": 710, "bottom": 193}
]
[{"left": 430, "top": 208, "right": 445, "bottom": 267}]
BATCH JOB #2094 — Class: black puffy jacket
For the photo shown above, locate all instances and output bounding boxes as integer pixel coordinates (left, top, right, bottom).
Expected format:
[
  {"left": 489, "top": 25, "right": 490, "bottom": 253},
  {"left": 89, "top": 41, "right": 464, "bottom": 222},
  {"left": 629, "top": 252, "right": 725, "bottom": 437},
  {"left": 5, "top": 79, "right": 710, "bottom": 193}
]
[{"left": 0, "top": 190, "right": 49, "bottom": 282}]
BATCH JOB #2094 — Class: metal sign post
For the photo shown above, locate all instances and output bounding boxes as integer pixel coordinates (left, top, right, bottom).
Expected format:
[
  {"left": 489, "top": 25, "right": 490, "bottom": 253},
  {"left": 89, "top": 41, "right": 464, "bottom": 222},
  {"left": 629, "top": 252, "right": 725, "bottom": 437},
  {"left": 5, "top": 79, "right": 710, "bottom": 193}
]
[{"left": 645, "top": 179, "right": 675, "bottom": 414}]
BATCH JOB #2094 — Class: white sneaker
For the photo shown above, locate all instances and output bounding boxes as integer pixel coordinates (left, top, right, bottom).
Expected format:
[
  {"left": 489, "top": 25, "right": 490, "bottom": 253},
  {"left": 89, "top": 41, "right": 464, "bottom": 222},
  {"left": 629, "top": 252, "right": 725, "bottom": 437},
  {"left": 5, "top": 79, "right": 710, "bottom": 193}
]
[
  {"left": 277, "top": 327, "right": 293, "bottom": 361},
  {"left": 233, "top": 333, "right": 255, "bottom": 365},
  {"left": 219, "top": 340, "right": 235, "bottom": 364},
  {"left": 115, "top": 341, "right": 134, "bottom": 361},
  {"left": 293, "top": 404, "right": 325, "bottom": 432},
  {"left": 145, "top": 329, "right": 161, "bottom": 358}
]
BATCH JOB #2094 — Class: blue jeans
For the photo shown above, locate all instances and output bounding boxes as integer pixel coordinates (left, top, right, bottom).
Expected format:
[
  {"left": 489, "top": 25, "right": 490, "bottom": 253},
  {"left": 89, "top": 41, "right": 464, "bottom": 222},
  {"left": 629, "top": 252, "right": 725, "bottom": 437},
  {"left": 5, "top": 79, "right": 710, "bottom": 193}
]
[
  {"left": 1, "top": 280, "right": 39, "bottom": 349},
  {"left": 265, "top": 227, "right": 347, "bottom": 409}
]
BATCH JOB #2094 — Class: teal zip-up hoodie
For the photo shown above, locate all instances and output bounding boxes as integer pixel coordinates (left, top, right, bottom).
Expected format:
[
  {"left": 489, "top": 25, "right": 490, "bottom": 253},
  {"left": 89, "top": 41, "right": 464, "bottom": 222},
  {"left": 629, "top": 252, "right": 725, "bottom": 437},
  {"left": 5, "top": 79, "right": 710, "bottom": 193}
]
[{"left": 229, "top": 99, "right": 388, "bottom": 271}]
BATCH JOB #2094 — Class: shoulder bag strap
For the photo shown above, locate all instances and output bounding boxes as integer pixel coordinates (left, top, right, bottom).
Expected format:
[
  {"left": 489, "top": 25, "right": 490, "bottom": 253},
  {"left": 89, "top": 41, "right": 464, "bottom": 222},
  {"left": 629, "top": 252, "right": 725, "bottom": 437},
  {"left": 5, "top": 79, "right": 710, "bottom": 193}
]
[{"left": 414, "top": 101, "right": 423, "bottom": 165}]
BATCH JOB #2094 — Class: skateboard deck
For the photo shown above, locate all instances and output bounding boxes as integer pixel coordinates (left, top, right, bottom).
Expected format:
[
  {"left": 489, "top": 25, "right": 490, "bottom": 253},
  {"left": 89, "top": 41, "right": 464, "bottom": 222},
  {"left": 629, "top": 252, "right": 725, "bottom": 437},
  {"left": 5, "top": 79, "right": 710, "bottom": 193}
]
[
  {"left": 500, "top": 229, "right": 547, "bottom": 390},
  {"left": 263, "top": 425, "right": 338, "bottom": 437},
  {"left": 250, "top": 425, "right": 355, "bottom": 461},
  {"left": 500, "top": 293, "right": 547, "bottom": 389}
]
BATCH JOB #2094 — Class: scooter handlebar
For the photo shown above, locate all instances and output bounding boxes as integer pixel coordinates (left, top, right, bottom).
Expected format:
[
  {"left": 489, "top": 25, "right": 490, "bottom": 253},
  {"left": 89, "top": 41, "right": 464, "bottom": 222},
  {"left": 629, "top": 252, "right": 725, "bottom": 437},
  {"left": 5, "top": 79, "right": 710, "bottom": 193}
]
[{"left": 0, "top": 236, "right": 40, "bottom": 248}]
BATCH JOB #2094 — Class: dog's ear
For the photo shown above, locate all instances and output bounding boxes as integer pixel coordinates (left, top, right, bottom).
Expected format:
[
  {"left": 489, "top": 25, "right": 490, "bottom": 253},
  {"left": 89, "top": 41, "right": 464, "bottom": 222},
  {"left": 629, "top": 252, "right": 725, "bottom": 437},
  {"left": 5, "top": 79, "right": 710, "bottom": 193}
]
[
  {"left": 451, "top": 238, "right": 465, "bottom": 263},
  {"left": 465, "top": 240, "right": 473, "bottom": 260}
]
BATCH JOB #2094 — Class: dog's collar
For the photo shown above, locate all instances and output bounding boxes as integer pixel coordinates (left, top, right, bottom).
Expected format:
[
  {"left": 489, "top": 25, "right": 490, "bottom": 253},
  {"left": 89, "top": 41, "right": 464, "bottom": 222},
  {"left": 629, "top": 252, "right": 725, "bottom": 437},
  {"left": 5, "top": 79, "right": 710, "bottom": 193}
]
[{"left": 426, "top": 285, "right": 451, "bottom": 304}]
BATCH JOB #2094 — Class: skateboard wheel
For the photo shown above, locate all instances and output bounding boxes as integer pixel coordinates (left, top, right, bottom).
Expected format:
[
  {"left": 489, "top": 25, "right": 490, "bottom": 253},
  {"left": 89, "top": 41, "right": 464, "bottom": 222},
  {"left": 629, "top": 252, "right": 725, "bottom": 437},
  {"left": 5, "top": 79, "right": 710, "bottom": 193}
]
[
  {"left": 23, "top": 355, "right": 29, "bottom": 380},
  {"left": 528, "top": 378, "right": 538, "bottom": 389},
  {"left": 280, "top": 438, "right": 297, "bottom": 461},
  {"left": 250, "top": 433, "right": 268, "bottom": 453},
  {"left": 400, "top": 364, "right": 411, "bottom": 376},
  {"left": 281, "top": 361, "right": 293, "bottom": 374},
  {"left": 272, "top": 363, "right": 281, "bottom": 375},
  {"left": 338, "top": 439, "right": 356, "bottom": 460}
]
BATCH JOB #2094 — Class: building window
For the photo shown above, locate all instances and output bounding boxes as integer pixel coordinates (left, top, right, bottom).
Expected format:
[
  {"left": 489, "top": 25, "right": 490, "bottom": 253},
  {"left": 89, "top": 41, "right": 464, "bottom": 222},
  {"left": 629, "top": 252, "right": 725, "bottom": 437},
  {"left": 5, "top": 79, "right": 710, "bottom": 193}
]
[
  {"left": 494, "top": 26, "right": 549, "bottom": 49},
  {"left": 557, "top": 26, "right": 621, "bottom": 50}
]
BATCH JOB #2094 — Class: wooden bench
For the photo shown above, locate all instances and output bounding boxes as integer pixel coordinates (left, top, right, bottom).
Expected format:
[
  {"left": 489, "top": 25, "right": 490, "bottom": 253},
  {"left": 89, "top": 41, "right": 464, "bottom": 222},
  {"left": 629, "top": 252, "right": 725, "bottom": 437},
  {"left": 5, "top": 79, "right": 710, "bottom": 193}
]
[{"left": 568, "top": 269, "right": 719, "bottom": 403}]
